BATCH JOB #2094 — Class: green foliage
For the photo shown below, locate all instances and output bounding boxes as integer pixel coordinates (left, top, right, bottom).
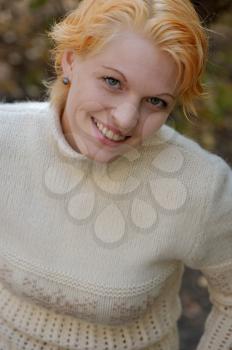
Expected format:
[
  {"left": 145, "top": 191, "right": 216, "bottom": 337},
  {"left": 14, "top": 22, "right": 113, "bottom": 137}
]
[
  {"left": 207, "top": 82, "right": 232, "bottom": 121},
  {"left": 30, "top": 0, "right": 48, "bottom": 10}
]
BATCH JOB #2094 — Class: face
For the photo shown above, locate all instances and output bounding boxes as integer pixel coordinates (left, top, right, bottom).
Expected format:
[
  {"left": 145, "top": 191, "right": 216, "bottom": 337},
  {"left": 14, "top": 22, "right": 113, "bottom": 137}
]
[{"left": 61, "top": 31, "right": 178, "bottom": 163}]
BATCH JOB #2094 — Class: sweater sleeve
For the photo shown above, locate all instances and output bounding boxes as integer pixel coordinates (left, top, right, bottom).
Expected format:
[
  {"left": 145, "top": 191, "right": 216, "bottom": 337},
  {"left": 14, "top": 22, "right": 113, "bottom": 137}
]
[{"left": 185, "top": 156, "right": 232, "bottom": 350}]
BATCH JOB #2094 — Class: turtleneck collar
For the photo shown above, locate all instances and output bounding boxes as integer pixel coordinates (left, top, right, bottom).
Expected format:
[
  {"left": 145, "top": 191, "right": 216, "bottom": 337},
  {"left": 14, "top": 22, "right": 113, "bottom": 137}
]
[
  {"left": 47, "top": 100, "right": 176, "bottom": 164},
  {"left": 48, "top": 102, "right": 91, "bottom": 162}
]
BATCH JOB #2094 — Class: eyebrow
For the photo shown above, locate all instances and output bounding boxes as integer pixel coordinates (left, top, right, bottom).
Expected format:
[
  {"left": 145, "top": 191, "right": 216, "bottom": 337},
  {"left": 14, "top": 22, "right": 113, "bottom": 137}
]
[{"left": 101, "top": 65, "right": 175, "bottom": 100}]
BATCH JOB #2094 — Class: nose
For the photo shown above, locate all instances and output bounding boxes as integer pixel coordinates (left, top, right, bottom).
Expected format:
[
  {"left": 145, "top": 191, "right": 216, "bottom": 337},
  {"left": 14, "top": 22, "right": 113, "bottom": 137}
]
[{"left": 111, "top": 101, "right": 139, "bottom": 134}]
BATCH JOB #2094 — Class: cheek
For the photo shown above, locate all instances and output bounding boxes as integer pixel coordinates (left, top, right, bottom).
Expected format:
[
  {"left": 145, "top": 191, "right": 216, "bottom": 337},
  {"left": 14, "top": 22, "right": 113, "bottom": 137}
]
[
  {"left": 68, "top": 83, "right": 109, "bottom": 114},
  {"left": 139, "top": 113, "right": 169, "bottom": 140}
]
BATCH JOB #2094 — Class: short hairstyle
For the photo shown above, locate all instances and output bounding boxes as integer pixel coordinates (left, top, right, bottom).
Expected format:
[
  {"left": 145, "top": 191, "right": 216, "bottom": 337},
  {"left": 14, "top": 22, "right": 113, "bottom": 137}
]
[{"left": 48, "top": 0, "right": 208, "bottom": 118}]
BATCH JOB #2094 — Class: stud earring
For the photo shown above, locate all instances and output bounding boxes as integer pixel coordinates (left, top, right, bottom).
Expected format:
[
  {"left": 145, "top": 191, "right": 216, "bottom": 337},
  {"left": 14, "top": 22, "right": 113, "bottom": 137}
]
[{"left": 63, "top": 77, "right": 70, "bottom": 85}]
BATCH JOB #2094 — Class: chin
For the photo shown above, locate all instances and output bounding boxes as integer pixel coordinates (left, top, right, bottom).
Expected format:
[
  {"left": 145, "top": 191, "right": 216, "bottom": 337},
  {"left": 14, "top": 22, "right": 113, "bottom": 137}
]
[
  {"left": 76, "top": 138, "right": 126, "bottom": 163},
  {"left": 88, "top": 152, "right": 119, "bottom": 164}
]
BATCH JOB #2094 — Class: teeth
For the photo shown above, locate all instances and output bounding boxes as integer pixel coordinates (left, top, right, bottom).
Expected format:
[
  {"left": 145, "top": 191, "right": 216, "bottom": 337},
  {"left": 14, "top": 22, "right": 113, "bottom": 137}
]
[{"left": 94, "top": 119, "right": 126, "bottom": 141}]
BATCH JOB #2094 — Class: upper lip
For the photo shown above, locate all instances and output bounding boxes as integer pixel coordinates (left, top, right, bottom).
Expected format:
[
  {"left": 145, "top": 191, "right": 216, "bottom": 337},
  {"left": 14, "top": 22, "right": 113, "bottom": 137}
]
[{"left": 92, "top": 117, "right": 131, "bottom": 137}]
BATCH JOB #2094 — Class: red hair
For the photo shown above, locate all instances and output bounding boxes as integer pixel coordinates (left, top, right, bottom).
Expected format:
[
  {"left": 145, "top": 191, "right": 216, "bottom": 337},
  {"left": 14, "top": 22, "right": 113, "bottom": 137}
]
[{"left": 48, "top": 0, "right": 208, "bottom": 117}]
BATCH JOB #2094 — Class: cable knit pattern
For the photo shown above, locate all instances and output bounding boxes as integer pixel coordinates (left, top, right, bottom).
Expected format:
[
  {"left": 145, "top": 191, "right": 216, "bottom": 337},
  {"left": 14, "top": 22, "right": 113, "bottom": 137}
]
[{"left": 0, "top": 101, "right": 231, "bottom": 350}]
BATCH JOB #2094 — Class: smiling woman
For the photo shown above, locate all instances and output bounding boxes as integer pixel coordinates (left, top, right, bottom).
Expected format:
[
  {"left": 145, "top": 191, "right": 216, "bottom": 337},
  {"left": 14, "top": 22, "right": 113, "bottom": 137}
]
[
  {"left": 59, "top": 30, "right": 178, "bottom": 163},
  {"left": 46, "top": 0, "right": 207, "bottom": 163},
  {"left": 49, "top": 0, "right": 207, "bottom": 125},
  {"left": 0, "top": 1, "right": 232, "bottom": 350}
]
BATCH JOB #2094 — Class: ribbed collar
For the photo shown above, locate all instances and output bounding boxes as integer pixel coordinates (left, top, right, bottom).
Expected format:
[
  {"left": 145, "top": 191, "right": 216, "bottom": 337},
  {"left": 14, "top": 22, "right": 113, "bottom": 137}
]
[
  {"left": 48, "top": 102, "right": 90, "bottom": 161},
  {"left": 47, "top": 101, "right": 176, "bottom": 163}
]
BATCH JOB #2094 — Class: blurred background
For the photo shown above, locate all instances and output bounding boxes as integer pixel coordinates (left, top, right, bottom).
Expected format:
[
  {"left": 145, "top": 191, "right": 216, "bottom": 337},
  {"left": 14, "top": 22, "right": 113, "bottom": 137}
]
[{"left": 0, "top": 1, "right": 231, "bottom": 349}]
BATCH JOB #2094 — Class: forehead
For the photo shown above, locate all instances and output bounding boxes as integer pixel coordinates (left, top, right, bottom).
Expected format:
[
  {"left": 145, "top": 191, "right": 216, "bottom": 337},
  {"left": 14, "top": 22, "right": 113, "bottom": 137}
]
[{"left": 81, "top": 31, "right": 178, "bottom": 94}]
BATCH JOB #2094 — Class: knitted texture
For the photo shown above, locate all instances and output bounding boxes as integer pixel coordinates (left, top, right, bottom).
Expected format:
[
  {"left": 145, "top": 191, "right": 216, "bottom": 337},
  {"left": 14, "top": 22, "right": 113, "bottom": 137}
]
[{"left": 0, "top": 101, "right": 231, "bottom": 350}]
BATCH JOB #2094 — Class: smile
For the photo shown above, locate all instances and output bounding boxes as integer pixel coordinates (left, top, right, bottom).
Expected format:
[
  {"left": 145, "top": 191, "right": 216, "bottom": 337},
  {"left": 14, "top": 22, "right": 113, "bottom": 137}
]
[{"left": 92, "top": 117, "right": 129, "bottom": 142}]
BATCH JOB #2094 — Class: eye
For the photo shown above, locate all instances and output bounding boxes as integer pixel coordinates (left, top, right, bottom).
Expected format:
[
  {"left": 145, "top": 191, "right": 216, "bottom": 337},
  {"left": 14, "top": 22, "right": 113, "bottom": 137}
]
[
  {"left": 102, "top": 76, "right": 121, "bottom": 89},
  {"left": 147, "top": 97, "right": 167, "bottom": 109}
]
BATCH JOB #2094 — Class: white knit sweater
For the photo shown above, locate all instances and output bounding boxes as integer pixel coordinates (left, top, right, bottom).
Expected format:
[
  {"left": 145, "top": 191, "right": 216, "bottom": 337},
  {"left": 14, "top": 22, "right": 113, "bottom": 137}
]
[{"left": 0, "top": 101, "right": 231, "bottom": 350}]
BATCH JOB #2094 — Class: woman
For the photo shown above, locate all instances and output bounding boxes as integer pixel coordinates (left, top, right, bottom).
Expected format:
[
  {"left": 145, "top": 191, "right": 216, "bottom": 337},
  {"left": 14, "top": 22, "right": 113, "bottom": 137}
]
[{"left": 0, "top": 0, "right": 231, "bottom": 349}]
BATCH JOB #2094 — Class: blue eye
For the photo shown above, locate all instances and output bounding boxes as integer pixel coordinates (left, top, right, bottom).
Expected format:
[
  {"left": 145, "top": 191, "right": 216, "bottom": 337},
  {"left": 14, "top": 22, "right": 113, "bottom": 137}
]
[
  {"left": 147, "top": 97, "right": 167, "bottom": 108},
  {"left": 103, "top": 76, "right": 121, "bottom": 89}
]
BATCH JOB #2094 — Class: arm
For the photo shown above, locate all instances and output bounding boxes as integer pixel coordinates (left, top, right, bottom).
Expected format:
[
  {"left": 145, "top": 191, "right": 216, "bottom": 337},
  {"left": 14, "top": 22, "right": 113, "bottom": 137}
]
[
  {"left": 196, "top": 261, "right": 232, "bottom": 349},
  {"left": 185, "top": 156, "right": 232, "bottom": 349}
]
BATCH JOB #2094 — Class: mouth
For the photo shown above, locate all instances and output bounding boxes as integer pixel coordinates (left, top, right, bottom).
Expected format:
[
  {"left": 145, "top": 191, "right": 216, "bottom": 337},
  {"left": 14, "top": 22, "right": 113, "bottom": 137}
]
[{"left": 91, "top": 117, "right": 131, "bottom": 146}]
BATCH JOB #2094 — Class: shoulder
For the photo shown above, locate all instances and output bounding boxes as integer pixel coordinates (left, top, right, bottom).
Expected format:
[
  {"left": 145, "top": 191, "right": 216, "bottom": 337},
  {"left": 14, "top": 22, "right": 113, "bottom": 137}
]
[
  {"left": 0, "top": 101, "right": 51, "bottom": 156},
  {"left": 139, "top": 122, "right": 231, "bottom": 227},
  {"left": 142, "top": 124, "right": 231, "bottom": 263},
  {"left": 144, "top": 123, "right": 229, "bottom": 174},
  {"left": 0, "top": 100, "right": 50, "bottom": 138},
  {"left": 162, "top": 124, "right": 232, "bottom": 268},
  {"left": 0, "top": 100, "right": 49, "bottom": 120}
]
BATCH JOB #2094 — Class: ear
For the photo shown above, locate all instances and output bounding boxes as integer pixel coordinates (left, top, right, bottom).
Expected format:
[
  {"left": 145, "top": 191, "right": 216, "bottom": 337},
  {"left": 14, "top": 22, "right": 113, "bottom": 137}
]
[{"left": 61, "top": 50, "right": 76, "bottom": 80}]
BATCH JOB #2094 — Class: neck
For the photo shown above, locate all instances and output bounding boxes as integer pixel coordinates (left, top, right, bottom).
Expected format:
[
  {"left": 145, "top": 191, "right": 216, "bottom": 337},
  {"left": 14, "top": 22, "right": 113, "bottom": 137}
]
[{"left": 60, "top": 108, "right": 81, "bottom": 154}]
